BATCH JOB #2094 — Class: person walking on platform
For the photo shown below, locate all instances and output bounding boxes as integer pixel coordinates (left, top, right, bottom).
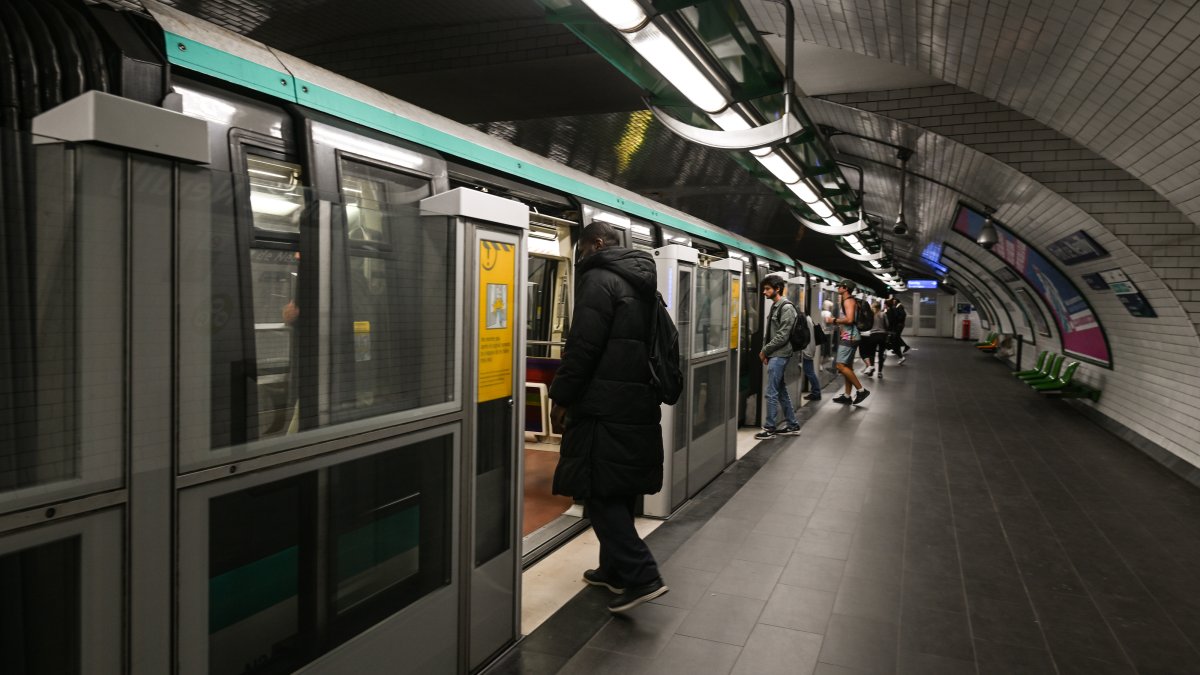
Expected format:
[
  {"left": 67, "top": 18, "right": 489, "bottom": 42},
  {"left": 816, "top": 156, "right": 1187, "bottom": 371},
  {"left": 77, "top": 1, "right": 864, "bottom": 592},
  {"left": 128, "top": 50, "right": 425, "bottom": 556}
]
[
  {"left": 860, "top": 300, "right": 889, "bottom": 378},
  {"left": 802, "top": 309, "right": 822, "bottom": 400},
  {"left": 886, "top": 297, "right": 911, "bottom": 362},
  {"left": 755, "top": 275, "right": 802, "bottom": 439},
  {"left": 826, "top": 282, "right": 870, "bottom": 405},
  {"left": 821, "top": 299, "right": 836, "bottom": 374},
  {"left": 549, "top": 221, "right": 668, "bottom": 614}
]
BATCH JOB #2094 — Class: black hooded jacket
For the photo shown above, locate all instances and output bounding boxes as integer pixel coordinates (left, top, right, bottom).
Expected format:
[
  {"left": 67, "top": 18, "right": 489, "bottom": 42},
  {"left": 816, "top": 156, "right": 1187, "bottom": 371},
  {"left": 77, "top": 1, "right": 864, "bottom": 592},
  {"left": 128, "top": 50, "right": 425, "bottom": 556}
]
[{"left": 550, "top": 246, "right": 664, "bottom": 498}]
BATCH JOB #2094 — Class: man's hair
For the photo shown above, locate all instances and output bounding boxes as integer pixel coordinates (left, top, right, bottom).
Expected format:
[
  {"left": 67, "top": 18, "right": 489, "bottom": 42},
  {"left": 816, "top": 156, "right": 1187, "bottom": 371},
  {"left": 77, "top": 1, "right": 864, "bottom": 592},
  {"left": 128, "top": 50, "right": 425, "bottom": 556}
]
[
  {"left": 580, "top": 220, "right": 622, "bottom": 247},
  {"left": 836, "top": 282, "right": 850, "bottom": 291},
  {"left": 761, "top": 274, "right": 786, "bottom": 292}
]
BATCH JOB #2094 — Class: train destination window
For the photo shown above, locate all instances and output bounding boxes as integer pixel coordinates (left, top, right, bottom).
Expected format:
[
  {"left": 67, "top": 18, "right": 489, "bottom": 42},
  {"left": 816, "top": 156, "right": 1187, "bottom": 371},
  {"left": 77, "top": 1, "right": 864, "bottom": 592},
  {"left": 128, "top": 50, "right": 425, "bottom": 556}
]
[{"left": 205, "top": 435, "right": 451, "bottom": 674}]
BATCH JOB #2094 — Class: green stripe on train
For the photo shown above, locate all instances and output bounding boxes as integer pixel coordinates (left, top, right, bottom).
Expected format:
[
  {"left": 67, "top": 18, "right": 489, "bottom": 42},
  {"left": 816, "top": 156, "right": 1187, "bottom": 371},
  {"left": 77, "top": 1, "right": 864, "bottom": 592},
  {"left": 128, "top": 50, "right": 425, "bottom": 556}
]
[
  {"left": 162, "top": 31, "right": 791, "bottom": 266},
  {"left": 336, "top": 508, "right": 419, "bottom": 582},
  {"left": 209, "top": 547, "right": 298, "bottom": 633}
]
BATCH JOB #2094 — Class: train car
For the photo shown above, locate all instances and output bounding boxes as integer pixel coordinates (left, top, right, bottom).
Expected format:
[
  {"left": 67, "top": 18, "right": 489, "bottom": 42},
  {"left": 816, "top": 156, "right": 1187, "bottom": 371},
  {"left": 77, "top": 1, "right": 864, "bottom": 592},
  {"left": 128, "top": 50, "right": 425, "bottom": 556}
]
[{"left": 0, "top": 1, "right": 819, "bottom": 673}]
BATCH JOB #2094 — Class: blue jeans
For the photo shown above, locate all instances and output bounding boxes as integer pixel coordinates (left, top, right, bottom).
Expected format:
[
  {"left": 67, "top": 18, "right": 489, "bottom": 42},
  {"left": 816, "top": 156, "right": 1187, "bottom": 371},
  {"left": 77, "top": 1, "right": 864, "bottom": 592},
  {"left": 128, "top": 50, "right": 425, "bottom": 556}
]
[
  {"left": 802, "top": 355, "right": 820, "bottom": 397},
  {"left": 765, "top": 356, "right": 799, "bottom": 430}
]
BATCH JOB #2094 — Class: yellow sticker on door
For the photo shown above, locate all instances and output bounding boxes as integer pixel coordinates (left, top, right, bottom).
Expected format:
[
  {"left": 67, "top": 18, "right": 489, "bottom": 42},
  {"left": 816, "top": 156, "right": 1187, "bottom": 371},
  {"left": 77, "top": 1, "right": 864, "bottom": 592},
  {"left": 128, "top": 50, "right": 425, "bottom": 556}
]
[{"left": 478, "top": 239, "right": 515, "bottom": 402}]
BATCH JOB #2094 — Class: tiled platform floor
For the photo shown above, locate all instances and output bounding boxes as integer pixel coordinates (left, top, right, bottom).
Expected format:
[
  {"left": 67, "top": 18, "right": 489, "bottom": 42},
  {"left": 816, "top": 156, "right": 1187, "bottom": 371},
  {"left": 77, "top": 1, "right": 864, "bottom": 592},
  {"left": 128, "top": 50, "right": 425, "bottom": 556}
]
[{"left": 491, "top": 338, "right": 1200, "bottom": 674}]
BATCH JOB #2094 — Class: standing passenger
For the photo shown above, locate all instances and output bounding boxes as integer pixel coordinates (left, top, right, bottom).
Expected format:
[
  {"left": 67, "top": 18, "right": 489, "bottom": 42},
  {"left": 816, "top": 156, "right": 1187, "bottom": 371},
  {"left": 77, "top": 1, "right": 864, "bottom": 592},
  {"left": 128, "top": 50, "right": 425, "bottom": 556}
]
[
  {"left": 860, "top": 300, "right": 889, "bottom": 378},
  {"left": 755, "top": 275, "right": 801, "bottom": 439},
  {"left": 549, "top": 221, "right": 668, "bottom": 614},
  {"left": 887, "top": 298, "right": 911, "bottom": 362},
  {"left": 826, "top": 282, "right": 870, "bottom": 405},
  {"left": 801, "top": 309, "right": 822, "bottom": 401}
]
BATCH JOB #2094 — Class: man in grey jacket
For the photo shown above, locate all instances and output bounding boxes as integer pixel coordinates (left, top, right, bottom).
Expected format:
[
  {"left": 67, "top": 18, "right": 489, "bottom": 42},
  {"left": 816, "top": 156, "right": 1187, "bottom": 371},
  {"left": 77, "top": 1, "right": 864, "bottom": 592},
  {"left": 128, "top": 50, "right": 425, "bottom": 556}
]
[{"left": 755, "top": 275, "right": 801, "bottom": 439}]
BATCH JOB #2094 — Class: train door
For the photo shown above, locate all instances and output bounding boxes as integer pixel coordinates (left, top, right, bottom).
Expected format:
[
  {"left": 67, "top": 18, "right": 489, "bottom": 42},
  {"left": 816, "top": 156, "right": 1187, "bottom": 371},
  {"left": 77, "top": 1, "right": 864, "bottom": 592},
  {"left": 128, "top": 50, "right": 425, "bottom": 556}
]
[
  {"left": 716, "top": 259, "right": 742, "bottom": 466},
  {"left": 421, "top": 189, "right": 529, "bottom": 670},
  {"left": 644, "top": 244, "right": 697, "bottom": 517},
  {"left": 687, "top": 257, "right": 735, "bottom": 496},
  {"left": 736, "top": 256, "right": 760, "bottom": 427}
]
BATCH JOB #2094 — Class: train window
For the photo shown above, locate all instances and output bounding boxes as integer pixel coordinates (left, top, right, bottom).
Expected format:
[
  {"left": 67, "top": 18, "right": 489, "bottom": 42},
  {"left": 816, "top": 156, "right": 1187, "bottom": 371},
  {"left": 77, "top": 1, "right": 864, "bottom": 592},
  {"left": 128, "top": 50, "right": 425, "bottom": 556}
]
[
  {"left": 204, "top": 435, "right": 451, "bottom": 674},
  {"left": 246, "top": 156, "right": 305, "bottom": 235},
  {"left": 333, "top": 159, "right": 450, "bottom": 424},
  {"left": 0, "top": 537, "right": 82, "bottom": 674},
  {"left": 693, "top": 266, "right": 730, "bottom": 357},
  {"left": 690, "top": 361, "right": 727, "bottom": 440}
]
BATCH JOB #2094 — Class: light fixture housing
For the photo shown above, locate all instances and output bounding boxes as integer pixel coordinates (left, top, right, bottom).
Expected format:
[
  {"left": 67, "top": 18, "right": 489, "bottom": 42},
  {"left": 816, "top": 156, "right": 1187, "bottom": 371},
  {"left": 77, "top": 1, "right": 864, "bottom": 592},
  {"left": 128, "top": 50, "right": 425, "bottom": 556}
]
[{"left": 977, "top": 212, "right": 999, "bottom": 250}]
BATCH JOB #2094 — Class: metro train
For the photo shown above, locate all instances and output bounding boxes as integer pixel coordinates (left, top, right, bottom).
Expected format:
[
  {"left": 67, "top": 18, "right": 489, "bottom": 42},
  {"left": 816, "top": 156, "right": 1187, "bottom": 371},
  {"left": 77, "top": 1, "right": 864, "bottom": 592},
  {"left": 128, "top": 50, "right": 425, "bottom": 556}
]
[{"left": 0, "top": 1, "right": 853, "bottom": 673}]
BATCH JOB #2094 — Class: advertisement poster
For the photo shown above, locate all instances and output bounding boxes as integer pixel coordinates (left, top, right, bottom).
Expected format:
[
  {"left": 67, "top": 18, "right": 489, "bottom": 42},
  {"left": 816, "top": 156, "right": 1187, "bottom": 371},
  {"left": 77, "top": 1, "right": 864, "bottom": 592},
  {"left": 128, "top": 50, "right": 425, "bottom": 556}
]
[
  {"left": 1082, "top": 272, "right": 1110, "bottom": 291},
  {"left": 1047, "top": 230, "right": 1109, "bottom": 265},
  {"left": 1099, "top": 268, "right": 1157, "bottom": 318},
  {"left": 478, "top": 239, "right": 515, "bottom": 402},
  {"left": 953, "top": 206, "right": 1110, "bottom": 365}
]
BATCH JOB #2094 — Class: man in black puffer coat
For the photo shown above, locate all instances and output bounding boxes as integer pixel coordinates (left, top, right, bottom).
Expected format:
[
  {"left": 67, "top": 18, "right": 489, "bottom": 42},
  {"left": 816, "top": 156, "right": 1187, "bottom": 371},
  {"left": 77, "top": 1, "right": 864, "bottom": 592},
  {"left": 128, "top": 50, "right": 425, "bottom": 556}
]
[{"left": 550, "top": 220, "right": 669, "bottom": 613}]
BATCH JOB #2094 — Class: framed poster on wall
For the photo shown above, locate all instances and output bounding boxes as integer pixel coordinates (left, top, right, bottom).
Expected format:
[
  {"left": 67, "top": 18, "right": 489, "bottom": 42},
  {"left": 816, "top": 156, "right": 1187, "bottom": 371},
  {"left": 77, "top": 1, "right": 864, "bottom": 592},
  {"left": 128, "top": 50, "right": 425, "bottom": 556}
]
[
  {"left": 1015, "top": 288, "right": 1051, "bottom": 337},
  {"left": 1082, "top": 272, "right": 1109, "bottom": 291},
  {"left": 1099, "top": 268, "right": 1157, "bottom": 318},
  {"left": 1047, "top": 230, "right": 1108, "bottom": 265}
]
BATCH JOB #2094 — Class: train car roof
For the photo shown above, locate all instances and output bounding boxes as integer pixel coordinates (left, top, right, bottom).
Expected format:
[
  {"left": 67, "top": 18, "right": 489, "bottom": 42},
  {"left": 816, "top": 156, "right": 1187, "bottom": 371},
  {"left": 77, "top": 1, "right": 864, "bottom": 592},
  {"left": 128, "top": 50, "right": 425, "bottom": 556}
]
[{"left": 143, "top": 0, "right": 798, "bottom": 267}]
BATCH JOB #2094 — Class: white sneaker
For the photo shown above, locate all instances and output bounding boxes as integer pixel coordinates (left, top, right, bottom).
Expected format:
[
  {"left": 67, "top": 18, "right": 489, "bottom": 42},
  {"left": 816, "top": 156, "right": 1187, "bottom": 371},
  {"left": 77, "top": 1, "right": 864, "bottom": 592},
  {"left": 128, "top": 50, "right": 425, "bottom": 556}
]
[
  {"left": 863, "top": 367, "right": 875, "bottom": 376},
  {"left": 897, "top": 356, "right": 906, "bottom": 365}
]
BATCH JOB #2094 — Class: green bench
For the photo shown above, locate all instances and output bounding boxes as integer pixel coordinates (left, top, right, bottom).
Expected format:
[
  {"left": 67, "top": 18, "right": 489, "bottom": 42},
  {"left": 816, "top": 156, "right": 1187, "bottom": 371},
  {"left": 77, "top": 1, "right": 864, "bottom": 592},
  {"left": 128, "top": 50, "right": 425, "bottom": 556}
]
[{"left": 1014, "top": 352, "right": 1102, "bottom": 401}]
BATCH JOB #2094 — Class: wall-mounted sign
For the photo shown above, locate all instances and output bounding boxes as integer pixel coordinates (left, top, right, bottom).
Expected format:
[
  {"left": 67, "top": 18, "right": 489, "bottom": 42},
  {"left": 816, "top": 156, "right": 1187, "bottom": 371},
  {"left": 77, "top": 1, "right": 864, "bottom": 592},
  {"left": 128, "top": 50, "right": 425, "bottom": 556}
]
[
  {"left": 907, "top": 279, "right": 938, "bottom": 289},
  {"left": 1082, "top": 272, "right": 1109, "bottom": 291},
  {"left": 956, "top": 303, "right": 974, "bottom": 314},
  {"left": 1099, "top": 268, "right": 1157, "bottom": 318},
  {"left": 954, "top": 206, "right": 1109, "bottom": 365},
  {"left": 1047, "top": 230, "right": 1108, "bottom": 265},
  {"left": 478, "top": 239, "right": 516, "bottom": 402}
]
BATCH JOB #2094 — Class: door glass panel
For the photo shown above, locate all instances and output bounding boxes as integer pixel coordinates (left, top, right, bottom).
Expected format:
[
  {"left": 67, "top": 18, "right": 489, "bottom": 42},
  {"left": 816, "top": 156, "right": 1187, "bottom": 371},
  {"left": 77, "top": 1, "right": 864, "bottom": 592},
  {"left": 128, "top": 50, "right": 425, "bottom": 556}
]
[
  {"left": 0, "top": 537, "right": 81, "bottom": 675},
  {"left": 673, "top": 268, "right": 692, "bottom": 456},
  {"left": 692, "top": 267, "right": 729, "bottom": 356},
  {"left": 691, "top": 361, "right": 726, "bottom": 440},
  {"left": 205, "top": 434, "right": 452, "bottom": 674},
  {"left": 246, "top": 156, "right": 304, "bottom": 234}
]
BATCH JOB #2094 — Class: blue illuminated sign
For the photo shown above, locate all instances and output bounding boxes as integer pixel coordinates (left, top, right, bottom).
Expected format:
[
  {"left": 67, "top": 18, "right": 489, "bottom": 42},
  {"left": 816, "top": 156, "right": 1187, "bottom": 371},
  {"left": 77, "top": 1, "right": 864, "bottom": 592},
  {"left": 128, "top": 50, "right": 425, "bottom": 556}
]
[{"left": 907, "top": 279, "right": 938, "bottom": 289}]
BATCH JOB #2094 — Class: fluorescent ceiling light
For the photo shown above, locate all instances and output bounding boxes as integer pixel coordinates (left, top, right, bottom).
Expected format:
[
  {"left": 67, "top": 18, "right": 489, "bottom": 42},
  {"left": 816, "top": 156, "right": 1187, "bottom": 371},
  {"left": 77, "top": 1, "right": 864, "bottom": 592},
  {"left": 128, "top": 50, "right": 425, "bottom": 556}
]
[
  {"left": 631, "top": 223, "right": 653, "bottom": 237},
  {"left": 709, "top": 109, "right": 750, "bottom": 132},
  {"left": 580, "top": 0, "right": 647, "bottom": 31},
  {"left": 870, "top": 260, "right": 882, "bottom": 268},
  {"left": 809, "top": 200, "right": 834, "bottom": 218},
  {"left": 625, "top": 23, "right": 727, "bottom": 113},
  {"left": 787, "top": 180, "right": 820, "bottom": 204},
  {"left": 591, "top": 208, "right": 631, "bottom": 228},
  {"left": 755, "top": 152, "right": 800, "bottom": 184}
]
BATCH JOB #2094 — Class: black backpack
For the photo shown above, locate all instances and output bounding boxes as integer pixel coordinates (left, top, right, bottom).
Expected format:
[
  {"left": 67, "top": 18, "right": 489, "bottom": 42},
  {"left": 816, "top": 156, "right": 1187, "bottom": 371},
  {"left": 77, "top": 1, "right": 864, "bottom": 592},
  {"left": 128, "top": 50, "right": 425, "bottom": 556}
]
[
  {"left": 646, "top": 291, "right": 683, "bottom": 405},
  {"left": 790, "top": 310, "right": 811, "bottom": 351},
  {"left": 853, "top": 297, "right": 873, "bottom": 332}
]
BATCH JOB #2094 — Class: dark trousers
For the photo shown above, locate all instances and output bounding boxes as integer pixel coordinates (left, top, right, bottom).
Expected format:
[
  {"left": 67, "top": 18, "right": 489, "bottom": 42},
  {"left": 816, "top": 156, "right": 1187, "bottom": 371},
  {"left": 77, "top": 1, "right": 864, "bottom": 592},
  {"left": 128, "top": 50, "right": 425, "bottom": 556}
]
[
  {"left": 889, "top": 330, "right": 909, "bottom": 356},
  {"left": 585, "top": 495, "right": 660, "bottom": 588}
]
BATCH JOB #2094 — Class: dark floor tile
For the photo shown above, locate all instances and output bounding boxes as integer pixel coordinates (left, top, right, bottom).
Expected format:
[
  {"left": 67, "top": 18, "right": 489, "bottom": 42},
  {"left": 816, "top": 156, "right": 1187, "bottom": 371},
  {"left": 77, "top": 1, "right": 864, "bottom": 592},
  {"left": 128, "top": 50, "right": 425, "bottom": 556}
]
[
  {"left": 668, "top": 535, "right": 737, "bottom": 573},
  {"left": 520, "top": 590, "right": 615, "bottom": 658},
  {"left": 675, "top": 592, "right": 765, "bottom": 646},
  {"left": 708, "top": 558, "right": 784, "bottom": 601},
  {"left": 896, "top": 650, "right": 977, "bottom": 675},
  {"left": 1008, "top": 534, "right": 1088, "bottom": 596},
  {"left": 817, "top": 613, "right": 898, "bottom": 675},
  {"left": 588, "top": 602, "right": 689, "bottom": 658},
  {"left": 652, "top": 564, "right": 716, "bottom": 611},
  {"left": 967, "top": 595, "right": 1045, "bottom": 649},
  {"left": 760, "top": 582, "right": 837, "bottom": 634},
  {"left": 973, "top": 638, "right": 1055, "bottom": 675},
  {"left": 902, "top": 570, "right": 966, "bottom": 614},
  {"left": 730, "top": 623, "right": 822, "bottom": 675},
  {"left": 754, "top": 511, "right": 810, "bottom": 538},
  {"left": 899, "top": 605, "right": 973, "bottom": 661},
  {"left": 1030, "top": 590, "right": 1126, "bottom": 666},
  {"left": 484, "top": 647, "right": 569, "bottom": 675},
  {"left": 779, "top": 551, "right": 846, "bottom": 592},
  {"left": 841, "top": 545, "right": 903, "bottom": 585},
  {"left": 1094, "top": 593, "right": 1200, "bottom": 675},
  {"left": 638, "top": 634, "right": 741, "bottom": 675},
  {"left": 796, "top": 528, "right": 854, "bottom": 560},
  {"left": 834, "top": 576, "right": 901, "bottom": 623},
  {"left": 1052, "top": 653, "right": 1135, "bottom": 675},
  {"left": 903, "top": 541, "right": 961, "bottom": 578},
  {"left": 557, "top": 646, "right": 647, "bottom": 675}
]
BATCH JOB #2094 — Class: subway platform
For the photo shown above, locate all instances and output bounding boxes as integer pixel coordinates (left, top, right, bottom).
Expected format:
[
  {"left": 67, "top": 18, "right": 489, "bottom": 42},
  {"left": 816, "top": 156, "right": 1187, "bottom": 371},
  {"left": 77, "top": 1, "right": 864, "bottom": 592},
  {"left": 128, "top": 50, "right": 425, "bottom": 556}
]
[{"left": 493, "top": 338, "right": 1200, "bottom": 675}]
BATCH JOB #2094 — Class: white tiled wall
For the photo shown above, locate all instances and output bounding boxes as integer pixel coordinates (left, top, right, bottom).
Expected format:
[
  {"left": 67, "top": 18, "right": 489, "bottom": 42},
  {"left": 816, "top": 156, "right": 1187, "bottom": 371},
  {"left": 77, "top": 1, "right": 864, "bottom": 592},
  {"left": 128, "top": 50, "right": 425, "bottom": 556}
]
[{"left": 817, "top": 84, "right": 1200, "bottom": 473}]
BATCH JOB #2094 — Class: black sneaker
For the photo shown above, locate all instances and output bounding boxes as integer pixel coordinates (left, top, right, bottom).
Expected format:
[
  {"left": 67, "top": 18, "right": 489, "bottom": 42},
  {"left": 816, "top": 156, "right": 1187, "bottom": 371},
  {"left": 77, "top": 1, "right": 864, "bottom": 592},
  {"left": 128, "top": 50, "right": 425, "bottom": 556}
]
[
  {"left": 804, "top": 393, "right": 821, "bottom": 401},
  {"left": 832, "top": 394, "right": 852, "bottom": 404},
  {"left": 583, "top": 569, "right": 624, "bottom": 594},
  {"left": 608, "top": 578, "right": 669, "bottom": 613},
  {"left": 781, "top": 424, "right": 801, "bottom": 435},
  {"left": 853, "top": 389, "right": 871, "bottom": 405},
  {"left": 754, "top": 428, "right": 777, "bottom": 440}
]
